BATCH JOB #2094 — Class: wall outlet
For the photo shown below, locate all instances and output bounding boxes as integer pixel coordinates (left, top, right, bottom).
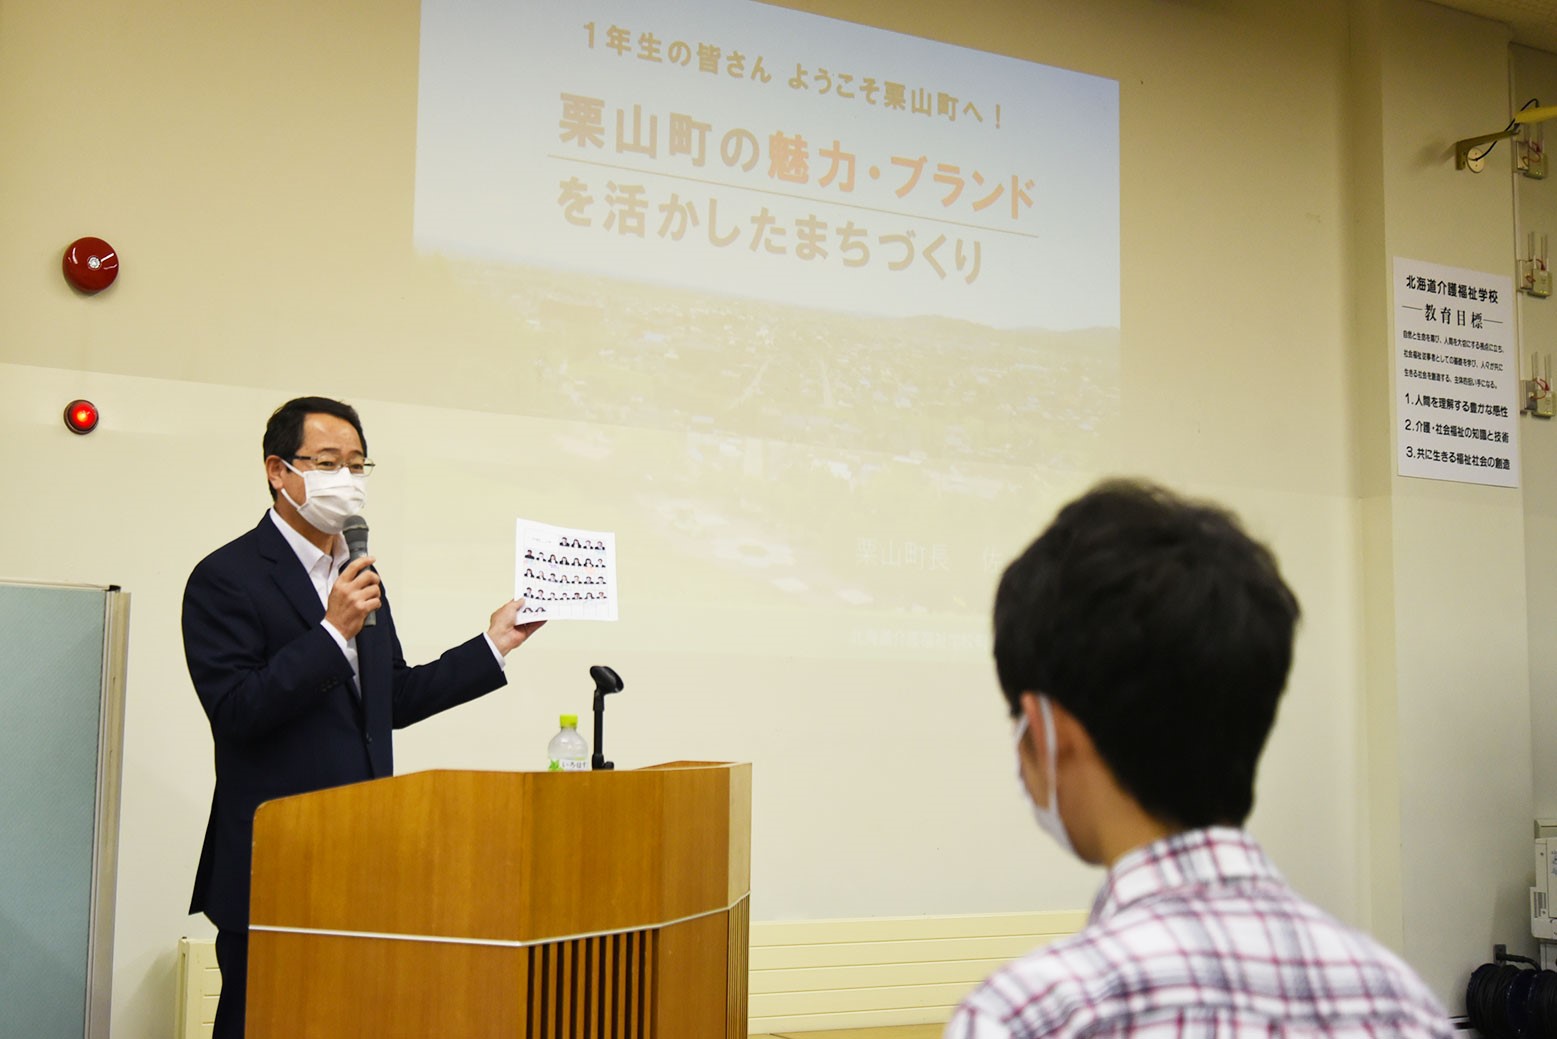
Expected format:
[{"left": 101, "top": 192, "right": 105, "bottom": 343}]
[
  {"left": 1524, "top": 379, "right": 1555, "bottom": 417},
  {"left": 1521, "top": 142, "right": 1549, "bottom": 179}
]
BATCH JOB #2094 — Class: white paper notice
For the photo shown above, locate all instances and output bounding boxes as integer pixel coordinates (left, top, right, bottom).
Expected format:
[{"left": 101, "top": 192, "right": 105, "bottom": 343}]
[
  {"left": 1393, "top": 257, "right": 1518, "bottom": 488},
  {"left": 515, "top": 519, "right": 618, "bottom": 621}
]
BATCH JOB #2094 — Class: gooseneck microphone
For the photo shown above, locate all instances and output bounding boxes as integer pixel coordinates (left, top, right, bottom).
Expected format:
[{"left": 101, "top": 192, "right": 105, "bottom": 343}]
[
  {"left": 590, "top": 665, "right": 624, "bottom": 770},
  {"left": 341, "top": 515, "right": 376, "bottom": 628}
]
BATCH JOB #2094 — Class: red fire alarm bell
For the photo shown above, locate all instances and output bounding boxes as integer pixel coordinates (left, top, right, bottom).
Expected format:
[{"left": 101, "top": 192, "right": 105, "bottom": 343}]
[{"left": 62, "top": 237, "right": 119, "bottom": 293}]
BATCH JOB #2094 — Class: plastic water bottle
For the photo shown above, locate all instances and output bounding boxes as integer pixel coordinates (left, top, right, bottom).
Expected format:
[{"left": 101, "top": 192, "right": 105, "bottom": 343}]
[{"left": 547, "top": 714, "right": 589, "bottom": 772}]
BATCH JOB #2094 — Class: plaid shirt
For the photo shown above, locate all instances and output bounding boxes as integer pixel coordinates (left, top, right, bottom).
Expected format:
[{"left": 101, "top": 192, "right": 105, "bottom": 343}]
[{"left": 946, "top": 828, "right": 1453, "bottom": 1038}]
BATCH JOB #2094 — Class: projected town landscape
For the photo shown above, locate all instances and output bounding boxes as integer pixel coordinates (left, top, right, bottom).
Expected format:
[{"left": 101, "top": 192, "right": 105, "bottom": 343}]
[
  {"left": 458, "top": 261, "right": 1118, "bottom": 470},
  {"left": 449, "top": 259, "right": 1117, "bottom": 629}
]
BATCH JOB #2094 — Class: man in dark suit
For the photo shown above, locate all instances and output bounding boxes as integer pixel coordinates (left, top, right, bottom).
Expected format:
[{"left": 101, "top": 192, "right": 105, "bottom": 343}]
[{"left": 182, "top": 396, "right": 544, "bottom": 1039}]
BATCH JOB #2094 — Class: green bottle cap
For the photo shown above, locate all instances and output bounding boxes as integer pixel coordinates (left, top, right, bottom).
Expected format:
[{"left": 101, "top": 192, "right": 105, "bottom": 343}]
[{"left": 560, "top": 713, "right": 578, "bottom": 727}]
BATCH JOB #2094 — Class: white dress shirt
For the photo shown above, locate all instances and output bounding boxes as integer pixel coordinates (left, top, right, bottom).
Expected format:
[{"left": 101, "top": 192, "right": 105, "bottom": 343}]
[
  {"left": 266, "top": 509, "right": 506, "bottom": 685},
  {"left": 268, "top": 509, "right": 360, "bottom": 691}
]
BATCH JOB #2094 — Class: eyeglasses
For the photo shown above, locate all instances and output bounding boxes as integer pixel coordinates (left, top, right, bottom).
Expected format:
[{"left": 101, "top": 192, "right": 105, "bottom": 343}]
[{"left": 291, "top": 454, "right": 376, "bottom": 476}]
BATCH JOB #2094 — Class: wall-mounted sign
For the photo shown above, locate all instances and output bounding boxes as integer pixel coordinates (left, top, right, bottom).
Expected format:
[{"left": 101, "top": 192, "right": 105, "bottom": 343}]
[{"left": 1393, "top": 257, "right": 1518, "bottom": 488}]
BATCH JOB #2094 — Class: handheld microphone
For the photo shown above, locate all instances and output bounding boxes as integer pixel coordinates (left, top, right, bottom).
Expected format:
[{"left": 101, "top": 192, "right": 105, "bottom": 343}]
[{"left": 341, "top": 515, "right": 375, "bottom": 628}]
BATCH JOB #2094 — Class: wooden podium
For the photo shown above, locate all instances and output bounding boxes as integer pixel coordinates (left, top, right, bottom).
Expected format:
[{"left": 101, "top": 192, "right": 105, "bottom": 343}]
[{"left": 246, "top": 762, "right": 751, "bottom": 1038}]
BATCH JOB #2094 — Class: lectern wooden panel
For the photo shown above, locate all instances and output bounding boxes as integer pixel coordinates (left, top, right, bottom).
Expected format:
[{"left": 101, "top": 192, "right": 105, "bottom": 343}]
[{"left": 246, "top": 762, "right": 750, "bottom": 1038}]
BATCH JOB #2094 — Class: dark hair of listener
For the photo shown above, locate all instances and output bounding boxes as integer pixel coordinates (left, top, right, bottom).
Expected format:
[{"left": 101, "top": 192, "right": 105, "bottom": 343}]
[
  {"left": 992, "top": 479, "right": 1301, "bottom": 830},
  {"left": 261, "top": 397, "right": 368, "bottom": 501}
]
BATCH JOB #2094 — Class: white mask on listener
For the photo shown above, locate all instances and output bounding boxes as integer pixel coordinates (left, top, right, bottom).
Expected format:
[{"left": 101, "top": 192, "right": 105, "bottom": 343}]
[{"left": 1015, "top": 695, "right": 1076, "bottom": 858}]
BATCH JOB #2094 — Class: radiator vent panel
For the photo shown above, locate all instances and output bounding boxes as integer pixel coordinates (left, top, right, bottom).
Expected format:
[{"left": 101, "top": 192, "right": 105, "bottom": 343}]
[{"left": 527, "top": 929, "right": 658, "bottom": 1039}]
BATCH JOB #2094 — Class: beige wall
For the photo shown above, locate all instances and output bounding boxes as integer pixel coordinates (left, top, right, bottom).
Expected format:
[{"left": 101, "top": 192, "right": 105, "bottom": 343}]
[
  {"left": 1351, "top": 0, "right": 1537, "bottom": 989},
  {"left": 0, "top": 0, "right": 1545, "bottom": 1033},
  {"left": 1515, "top": 42, "right": 1557, "bottom": 829}
]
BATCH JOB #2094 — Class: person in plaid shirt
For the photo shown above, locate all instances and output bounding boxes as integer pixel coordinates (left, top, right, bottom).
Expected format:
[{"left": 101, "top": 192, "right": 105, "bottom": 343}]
[{"left": 948, "top": 481, "right": 1452, "bottom": 1039}]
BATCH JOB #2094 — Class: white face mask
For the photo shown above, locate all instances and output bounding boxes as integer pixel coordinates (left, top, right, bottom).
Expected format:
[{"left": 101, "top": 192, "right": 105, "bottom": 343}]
[
  {"left": 281, "top": 460, "right": 367, "bottom": 535},
  {"left": 1015, "top": 696, "right": 1076, "bottom": 857}
]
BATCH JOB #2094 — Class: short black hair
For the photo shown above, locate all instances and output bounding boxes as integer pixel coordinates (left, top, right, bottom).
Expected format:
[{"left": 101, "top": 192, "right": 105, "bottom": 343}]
[
  {"left": 261, "top": 397, "right": 368, "bottom": 501},
  {"left": 992, "top": 479, "right": 1300, "bottom": 829}
]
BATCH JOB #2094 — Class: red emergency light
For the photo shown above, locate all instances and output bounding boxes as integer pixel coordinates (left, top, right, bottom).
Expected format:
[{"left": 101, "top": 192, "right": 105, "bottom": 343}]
[{"left": 64, "top": 399, "right": 100, "bottom": 435}]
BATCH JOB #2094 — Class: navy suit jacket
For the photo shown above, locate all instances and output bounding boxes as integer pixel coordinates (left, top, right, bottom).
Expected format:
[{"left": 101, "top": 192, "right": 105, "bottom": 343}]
[{"left": 183, "top": 514, "right": 505, "bottom": 932}]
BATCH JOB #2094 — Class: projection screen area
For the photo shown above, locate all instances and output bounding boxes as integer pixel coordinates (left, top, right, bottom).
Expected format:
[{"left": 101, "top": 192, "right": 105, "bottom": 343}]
[
  {"left": 415, "top": 0, "right": 1119, "bottom": 653},
  {"left": 409, "top": 0, "right": 1117, "bottom": 915}
]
